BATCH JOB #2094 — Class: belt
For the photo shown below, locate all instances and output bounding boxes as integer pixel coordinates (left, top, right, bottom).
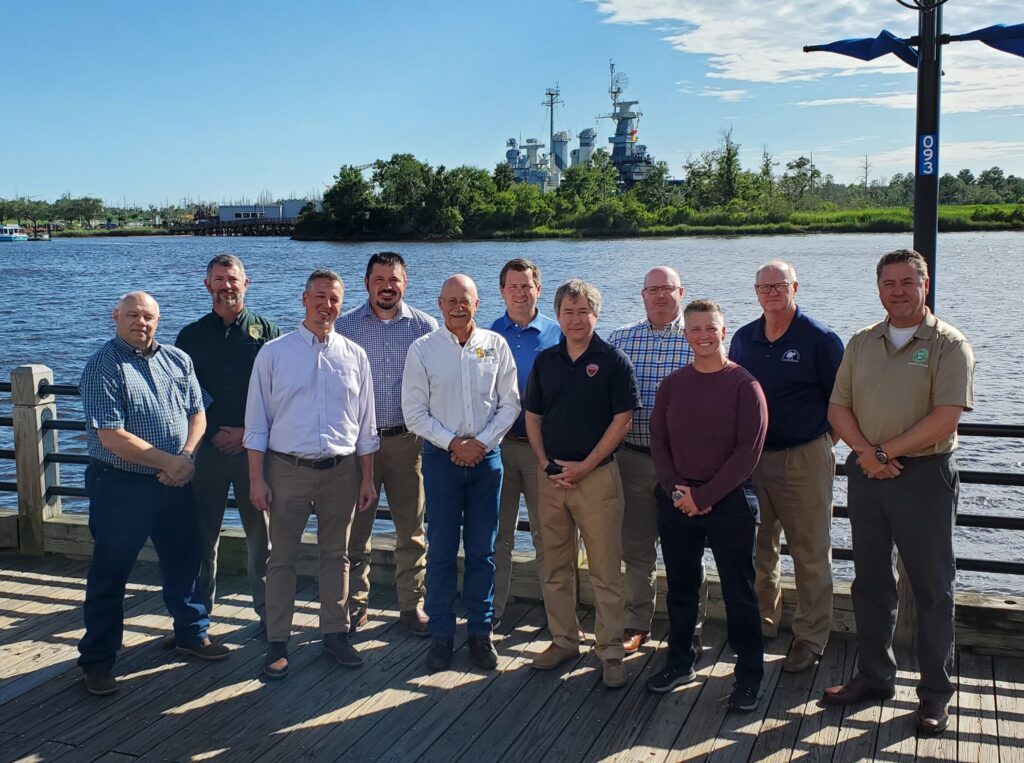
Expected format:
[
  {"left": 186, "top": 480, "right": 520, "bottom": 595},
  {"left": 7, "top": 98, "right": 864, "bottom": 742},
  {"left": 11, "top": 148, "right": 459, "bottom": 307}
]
[
  {"left": 677, "top": 477, "right": 707, "bottom": 488},
  {"left": 378, "top": 425, "right": 408, "bottom": 438},
  {"left": 623, "top": 442, "right": 651, "bottom": 456},
  {"left": 269, "top": 450, "right": 348, "bottom": 470},
  {"left": 504, "top": 433, "right": 530, "bottom": 443}
]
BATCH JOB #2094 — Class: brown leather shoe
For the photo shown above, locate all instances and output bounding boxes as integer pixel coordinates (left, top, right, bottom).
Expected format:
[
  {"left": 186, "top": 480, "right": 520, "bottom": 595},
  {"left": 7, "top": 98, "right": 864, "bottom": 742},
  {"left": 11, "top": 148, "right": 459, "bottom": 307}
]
[
  {"left": 821, "top": 674, "right": 895, "bottom": 706},
  {"left": 917, "top": 698, "right": 949, "bottom": 735},
  {"left": 400, "top": 608, "right": 430, "bottom": 637},
  {"left": 622, "top": 629, "right": 650, "bottom": 654},
  {"left": 349, "top": 602, "right": 369, "bottom": 633},
  {"left": 530, "top": 643, "right": 580, "bottom": 671},
  {"left": 783, "top": 641, "right": 821, "bottom": 673},
  {"left": 602, "top": 658, "right": 628, "bottom": 688}
]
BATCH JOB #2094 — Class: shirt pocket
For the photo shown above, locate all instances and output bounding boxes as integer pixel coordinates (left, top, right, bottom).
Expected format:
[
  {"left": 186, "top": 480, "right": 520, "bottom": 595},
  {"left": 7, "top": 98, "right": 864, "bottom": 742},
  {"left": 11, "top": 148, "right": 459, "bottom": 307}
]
[
  {"left": 475, "top": 360, "right": 500, "bottom": 396},
  {"left": 168, "top": 375, "right": 194, "bottom": 412}
]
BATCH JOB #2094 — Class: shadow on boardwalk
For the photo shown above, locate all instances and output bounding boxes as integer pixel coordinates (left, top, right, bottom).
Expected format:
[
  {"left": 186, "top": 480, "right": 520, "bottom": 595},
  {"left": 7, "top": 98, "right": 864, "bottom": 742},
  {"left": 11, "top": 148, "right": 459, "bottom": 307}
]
[{"left": 0, "top": 552, "right": 1021, "bottom": 762}]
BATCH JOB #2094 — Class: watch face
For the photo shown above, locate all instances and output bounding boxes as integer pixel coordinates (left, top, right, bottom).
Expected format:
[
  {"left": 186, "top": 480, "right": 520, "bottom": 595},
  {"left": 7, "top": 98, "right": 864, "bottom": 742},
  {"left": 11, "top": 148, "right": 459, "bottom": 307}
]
[{"left": 875, "top": 448, "right": 888, "bottom": 464}]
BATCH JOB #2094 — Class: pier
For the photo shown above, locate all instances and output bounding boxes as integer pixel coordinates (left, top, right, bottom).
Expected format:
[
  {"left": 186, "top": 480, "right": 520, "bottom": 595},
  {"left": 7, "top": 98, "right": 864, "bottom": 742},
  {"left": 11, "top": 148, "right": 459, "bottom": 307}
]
[
  {"left": 1, "top": 364, "right": 1023, "bottom": 761},
  {"left": 167, "top": 218, "right": 297, "bottom": 237}
]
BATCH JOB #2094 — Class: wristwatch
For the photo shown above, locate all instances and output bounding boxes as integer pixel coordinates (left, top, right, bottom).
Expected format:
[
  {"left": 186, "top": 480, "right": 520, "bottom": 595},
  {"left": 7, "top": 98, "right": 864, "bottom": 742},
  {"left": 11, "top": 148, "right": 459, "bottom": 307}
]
[
  {"left": 181, "top": 450, "right": 196, "bottom": 463},
  {"left": 874, "top": 445, "right": 889, "bottom": 465}
]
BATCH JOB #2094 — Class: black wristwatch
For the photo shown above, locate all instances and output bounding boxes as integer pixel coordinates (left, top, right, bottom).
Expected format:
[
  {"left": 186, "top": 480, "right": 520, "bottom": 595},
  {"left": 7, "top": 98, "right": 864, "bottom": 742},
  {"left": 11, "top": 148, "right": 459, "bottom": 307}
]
[
  {"left": 181, "top": 450, "right": 196, "bottom": 464},
  {"left": 874, "top": 445, "right": 889, "bottom": 465},
  {"left": 545, "top": 460, "right": 562, "bottom": 476}
]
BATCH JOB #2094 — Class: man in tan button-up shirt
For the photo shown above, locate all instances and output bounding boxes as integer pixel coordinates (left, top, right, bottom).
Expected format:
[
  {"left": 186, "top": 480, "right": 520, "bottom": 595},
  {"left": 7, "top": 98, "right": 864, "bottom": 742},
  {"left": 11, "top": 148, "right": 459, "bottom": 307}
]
[{"left": 822, "top": 249, "right": 974, "bottom": 738}]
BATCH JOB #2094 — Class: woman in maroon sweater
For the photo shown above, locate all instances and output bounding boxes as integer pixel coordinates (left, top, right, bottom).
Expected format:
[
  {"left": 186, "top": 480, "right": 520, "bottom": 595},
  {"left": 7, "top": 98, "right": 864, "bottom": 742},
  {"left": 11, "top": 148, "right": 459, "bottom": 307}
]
[{"left": 647, "top": 299, "right": 768, "bottom": 711}]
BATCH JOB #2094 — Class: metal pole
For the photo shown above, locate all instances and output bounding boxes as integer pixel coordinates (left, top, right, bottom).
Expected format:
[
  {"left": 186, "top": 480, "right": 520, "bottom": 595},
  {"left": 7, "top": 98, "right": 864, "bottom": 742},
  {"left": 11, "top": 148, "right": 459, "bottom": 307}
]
[{"left": 913, "top": 0, "right": 942, "bottom": 311}]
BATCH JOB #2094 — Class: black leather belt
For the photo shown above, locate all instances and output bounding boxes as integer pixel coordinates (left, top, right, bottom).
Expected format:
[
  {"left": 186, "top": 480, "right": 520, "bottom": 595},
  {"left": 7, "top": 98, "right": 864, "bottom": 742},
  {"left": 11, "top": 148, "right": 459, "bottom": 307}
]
[
  {"left": 623, "top": 442, "right": 651, "bottom": 456},
  {"left": 379, "top": 425, "right": 408, "bottom": 438},
  {"left": 504, "top": 433, "right": 530, "bottom": 442},
  {"left": 678, "top": 477, "right": 707, "bottom": 488},
  {"left": 270, "top": 450, "right": 348, "bottom": 470}
]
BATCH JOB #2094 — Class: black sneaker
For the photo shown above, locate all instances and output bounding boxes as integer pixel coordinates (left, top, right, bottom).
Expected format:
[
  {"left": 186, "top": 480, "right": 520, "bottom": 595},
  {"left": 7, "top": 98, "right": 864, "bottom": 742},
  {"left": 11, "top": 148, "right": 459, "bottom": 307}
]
[
  {"left": 468, "top": 635, "right": 498, "bottom": 670},
  {"left": 83, "top": 669, "right": 117, "bottom": 696},
  {"left": 425, "top": 637, "right": 454, "bottom": 671},
  {"left": 323, "top": 633, "right": 364, "bottom": 668},
  {"left": 727, "top": 681, "right": 760, "bottom": 711},
  {"left": 646, "top": 665, "right": 697, "bottom": 694},
  {"left": 176, "top": 636, "right": 230, "bottom": 661}
]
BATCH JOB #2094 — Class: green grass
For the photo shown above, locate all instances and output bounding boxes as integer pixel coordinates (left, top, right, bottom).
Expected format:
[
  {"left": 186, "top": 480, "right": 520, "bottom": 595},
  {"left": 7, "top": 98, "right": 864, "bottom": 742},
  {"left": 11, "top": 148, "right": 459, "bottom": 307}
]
[{"left": 52, "top": 227, "right": 168, "bottom": 237}]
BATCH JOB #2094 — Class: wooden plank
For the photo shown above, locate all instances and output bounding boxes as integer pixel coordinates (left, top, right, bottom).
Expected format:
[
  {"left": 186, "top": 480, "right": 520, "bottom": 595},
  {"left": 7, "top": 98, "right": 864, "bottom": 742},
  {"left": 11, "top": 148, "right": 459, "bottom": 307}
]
[
  {"left": 873, "top": 646, "right": 918, "bottom": 761},
  {"left": 956, "top": 652, "right": 999, "bottom": 763},
  {"left": 790, "top": 636, "right": 853, "bottom": 763},
  {"left": 746, "top": 634, "right": 818, "bottom": 763},
  {"left": 994, "top": 655, "right": 1024, "bottom": 763},
  {"left": 830, "top": 644, "right": 883, "bottom": 763},
  {"left": 609, "top": 621, "right": 728, "bottom": 763},
  {"left": 6, "top": 739, "right": 76, "bottom": 762}
]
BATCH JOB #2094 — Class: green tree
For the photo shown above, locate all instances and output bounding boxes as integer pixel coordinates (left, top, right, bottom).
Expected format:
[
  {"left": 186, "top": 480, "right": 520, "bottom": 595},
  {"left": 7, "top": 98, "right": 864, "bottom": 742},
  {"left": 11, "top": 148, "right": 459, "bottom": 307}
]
[
  {"left": 557, "top": 151, "right": 619, "bottom": 207},
  {"left": 492, "top": 162, "right": 515, "bottom": 192},
  {"left": 779, "top": 156, "right": 822, "bottom": 206},
  {"left": 630, "top": 161, "right": 672, "bottom": 210},
  {"left": 322, "top": 165, "right": 376, "bottom": 236},
  {"left": 372, "top": 153, "right": 433, "bottom": 235}
]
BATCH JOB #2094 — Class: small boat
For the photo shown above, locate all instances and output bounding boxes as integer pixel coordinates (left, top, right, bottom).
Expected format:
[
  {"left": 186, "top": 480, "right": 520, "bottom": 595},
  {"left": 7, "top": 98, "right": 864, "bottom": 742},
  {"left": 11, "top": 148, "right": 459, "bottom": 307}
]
[
  {"left": 0, "top": 224, "right": 29, "bottom": 242},
  {"left": 29, "top": 228, "right": 50, "bottom": 241}
]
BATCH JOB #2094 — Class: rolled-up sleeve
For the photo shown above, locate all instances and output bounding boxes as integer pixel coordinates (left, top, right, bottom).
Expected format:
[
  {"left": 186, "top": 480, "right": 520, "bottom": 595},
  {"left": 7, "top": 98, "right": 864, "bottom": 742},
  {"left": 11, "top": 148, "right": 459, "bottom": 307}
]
[
  {"left": 243, "top": 346, "right": 273, "bottom": 452},
  {"left": 402, "top": 342, "right": 458, "bottom": 450},
  {"left": 476, "top": 339, "right": 521, "bottom": 451},
  {"left": 354, "top": 350, "right": 380, "bottom": 456}
]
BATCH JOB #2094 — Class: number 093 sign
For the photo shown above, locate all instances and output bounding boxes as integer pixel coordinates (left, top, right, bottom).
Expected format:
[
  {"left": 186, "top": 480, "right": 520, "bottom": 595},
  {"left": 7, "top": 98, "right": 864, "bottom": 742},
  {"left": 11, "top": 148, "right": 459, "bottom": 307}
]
[{"left": 918, "top": 134, "right": 938, "bottom": 176}]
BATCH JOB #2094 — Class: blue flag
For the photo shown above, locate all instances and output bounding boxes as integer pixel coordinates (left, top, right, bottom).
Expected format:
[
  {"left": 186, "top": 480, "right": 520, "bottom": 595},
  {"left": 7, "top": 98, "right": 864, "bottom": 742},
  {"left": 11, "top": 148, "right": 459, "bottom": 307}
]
[
  {"left": 951, "top": 23, "right": 1024, "bottom": 59},
  {"left": 805, "top": 30, "right": 919, "bottom": 68}
]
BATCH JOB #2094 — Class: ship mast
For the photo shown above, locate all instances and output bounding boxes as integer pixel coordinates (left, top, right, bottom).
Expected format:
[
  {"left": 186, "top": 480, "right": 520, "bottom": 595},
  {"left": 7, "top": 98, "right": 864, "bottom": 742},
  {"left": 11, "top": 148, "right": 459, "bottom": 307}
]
[{"left": 542, "top": 85, "right": 563, "bottom": 170}]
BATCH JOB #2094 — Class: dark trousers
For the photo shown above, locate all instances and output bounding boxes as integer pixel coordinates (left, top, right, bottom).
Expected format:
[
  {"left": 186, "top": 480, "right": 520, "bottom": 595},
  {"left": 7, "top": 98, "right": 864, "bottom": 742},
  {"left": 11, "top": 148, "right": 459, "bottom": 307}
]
[
  {"left": 657, "top": 483, "right": 764, "bottom": 686},
  {"left": 846, "top": 452, "right": 958, "bottom": 702},
  {"left": 78, "top": 461, "right": 209, "bottom": 673},
  {"left": 422, "top": 442, "right": 503, "bottom": 638}
]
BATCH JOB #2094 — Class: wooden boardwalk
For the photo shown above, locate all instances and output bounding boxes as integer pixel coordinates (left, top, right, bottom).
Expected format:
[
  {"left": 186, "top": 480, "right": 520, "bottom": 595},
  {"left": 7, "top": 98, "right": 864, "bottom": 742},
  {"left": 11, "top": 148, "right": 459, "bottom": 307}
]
[{"left": 0, "top": 553, "right": 1021, "bottom": 763}]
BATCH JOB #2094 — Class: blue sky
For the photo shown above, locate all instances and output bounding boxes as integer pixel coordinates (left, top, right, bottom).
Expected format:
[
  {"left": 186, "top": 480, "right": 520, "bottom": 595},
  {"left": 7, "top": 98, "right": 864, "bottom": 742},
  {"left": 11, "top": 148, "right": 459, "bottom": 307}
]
[{"left": 3, "top": 0, "right": 1023, "bottom": 206}]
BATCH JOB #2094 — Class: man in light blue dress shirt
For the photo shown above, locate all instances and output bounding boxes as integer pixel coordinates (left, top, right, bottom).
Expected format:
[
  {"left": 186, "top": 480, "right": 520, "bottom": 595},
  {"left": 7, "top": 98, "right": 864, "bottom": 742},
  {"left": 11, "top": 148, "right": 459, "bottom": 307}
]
[
  {"left": 402, "top": 274, "right": 520, "bottom": 672},
  {"left": 489, "top": 258, "right": 561, "bottom": 624},
  {"left": 245, "top": 269, "right": 379, "bottom": 680}
]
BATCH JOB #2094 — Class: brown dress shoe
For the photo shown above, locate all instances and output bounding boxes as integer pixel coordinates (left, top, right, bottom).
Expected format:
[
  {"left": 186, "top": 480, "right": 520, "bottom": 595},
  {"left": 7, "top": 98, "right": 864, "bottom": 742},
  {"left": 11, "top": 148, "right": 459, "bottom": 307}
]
[
  {"left": 602, "top": 658, "right": 628, "bottom": 688},
  {"left": 917, "top": 698, "right": 949, "bottom": 735},
  {"left": 783, "top": 641, "right": 820, "bottom": 673},
  {"left": 622, "top": 629, "right": 650, "bottom": 654},
  {"left": 530, "top": 643, "right": 580, "bottom": 670},
  {"left": 821, "top": 674, "right": 895, "bottom": 706},
  {"left": 400, "top": 608, "right": 430, "bottom": 637}
]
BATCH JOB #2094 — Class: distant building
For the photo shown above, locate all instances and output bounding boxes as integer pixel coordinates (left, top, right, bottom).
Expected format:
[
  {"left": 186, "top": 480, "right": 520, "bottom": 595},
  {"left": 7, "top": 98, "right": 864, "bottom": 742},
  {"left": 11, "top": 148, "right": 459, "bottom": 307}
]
[{"left": 217, "top": 199, "right": 321, "bottom": 223}]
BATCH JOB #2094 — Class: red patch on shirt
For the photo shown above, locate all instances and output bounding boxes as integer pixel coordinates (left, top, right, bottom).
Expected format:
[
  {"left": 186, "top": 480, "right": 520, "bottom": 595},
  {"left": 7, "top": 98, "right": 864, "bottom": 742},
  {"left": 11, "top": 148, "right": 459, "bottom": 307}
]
[{"left": 586, "top": 363, "right": 599, "bottom": 378}]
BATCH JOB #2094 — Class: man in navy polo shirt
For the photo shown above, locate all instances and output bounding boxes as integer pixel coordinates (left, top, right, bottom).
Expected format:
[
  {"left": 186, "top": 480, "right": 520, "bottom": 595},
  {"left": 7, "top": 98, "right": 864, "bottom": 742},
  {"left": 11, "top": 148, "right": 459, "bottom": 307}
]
[
  {"left": 490, "top": 258, "right": 561, "bottom": 624},
  {"left": 728, "top": 260, "right": 844, "bottom": 673}
]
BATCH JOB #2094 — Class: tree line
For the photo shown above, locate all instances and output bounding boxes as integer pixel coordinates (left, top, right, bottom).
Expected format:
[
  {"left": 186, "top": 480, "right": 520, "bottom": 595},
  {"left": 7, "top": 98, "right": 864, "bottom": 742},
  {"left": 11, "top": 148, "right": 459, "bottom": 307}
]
[
  {"left": 0, "top": 195, "right": 218, "bottom": 229},
  {"left": 297, "top": 131, "right": 1024, "bottom": 238}
]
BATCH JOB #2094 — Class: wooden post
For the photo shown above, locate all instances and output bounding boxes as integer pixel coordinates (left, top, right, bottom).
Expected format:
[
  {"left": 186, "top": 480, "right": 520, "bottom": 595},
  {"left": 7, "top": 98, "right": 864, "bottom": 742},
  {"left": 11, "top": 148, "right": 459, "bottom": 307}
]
[{"left": 12, "top": 365, "right": 62, "bottom": 555}]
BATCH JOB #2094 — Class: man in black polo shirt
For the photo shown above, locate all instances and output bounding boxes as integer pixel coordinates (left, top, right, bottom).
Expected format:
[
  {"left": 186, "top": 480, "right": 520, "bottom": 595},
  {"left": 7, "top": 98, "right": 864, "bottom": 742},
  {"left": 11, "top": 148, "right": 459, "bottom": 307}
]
[
  {"left": 176, "top": 254, "right": 279, "bottom": 626},
  {"left": 728, "top": 260, "right": 844, "bottom": 673},
  {"left": 524, "top": 279, "right": 640, "bottom": 689}
]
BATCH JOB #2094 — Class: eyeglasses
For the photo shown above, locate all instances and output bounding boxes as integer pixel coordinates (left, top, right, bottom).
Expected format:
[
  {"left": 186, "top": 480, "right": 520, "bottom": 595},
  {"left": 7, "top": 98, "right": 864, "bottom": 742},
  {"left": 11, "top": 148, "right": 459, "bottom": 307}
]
[
  {"left": 642, "top": 285, "right": 682, "bottom": 296},
  {"left": 754, "top": 282, "right": 791, "bottom": 295}
]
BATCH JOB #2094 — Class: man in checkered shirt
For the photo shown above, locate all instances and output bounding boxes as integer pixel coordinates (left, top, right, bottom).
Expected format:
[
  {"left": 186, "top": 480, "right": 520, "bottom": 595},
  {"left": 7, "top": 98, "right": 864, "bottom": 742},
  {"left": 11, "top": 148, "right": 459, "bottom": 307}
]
[
  {"left": 608, "top": 266, "right": 706, "bottom": 657},
  {"left": 77, "top": 292, "right": 228, "bottom": 697}
]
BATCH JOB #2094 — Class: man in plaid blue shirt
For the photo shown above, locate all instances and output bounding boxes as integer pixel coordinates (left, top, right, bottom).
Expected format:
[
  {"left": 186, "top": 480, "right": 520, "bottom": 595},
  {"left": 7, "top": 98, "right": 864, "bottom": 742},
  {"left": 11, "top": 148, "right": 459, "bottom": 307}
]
[
  {"left": 608, "top": 266, "right": 705, "bottom": 656},
  {"left": 78, "top": 292, "right": 227, "bottom": 696},
  {"left": 336, "top": 252, "right": 438, "bottom": 636}
]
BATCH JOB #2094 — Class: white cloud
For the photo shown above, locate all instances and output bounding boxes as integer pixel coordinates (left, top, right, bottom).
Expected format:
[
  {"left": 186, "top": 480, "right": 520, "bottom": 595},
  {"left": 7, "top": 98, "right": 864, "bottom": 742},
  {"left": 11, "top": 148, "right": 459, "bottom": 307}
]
[
  {"left": 823, "top": 140, "right": 1024, "bottom": 178},
  {"left": 699, "top": 88, "right": 750, "bottom": 102},
  {"left": 590, "top": 0, "right": 1024, "bottom": 112}
]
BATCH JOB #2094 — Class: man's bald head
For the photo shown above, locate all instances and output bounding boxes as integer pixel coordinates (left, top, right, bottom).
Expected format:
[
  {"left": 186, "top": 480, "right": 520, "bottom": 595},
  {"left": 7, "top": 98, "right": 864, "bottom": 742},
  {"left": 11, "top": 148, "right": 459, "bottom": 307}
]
[
  {"left": 438, "top": 274, "right": 480, "bottom": 338},
  {"left": 113, "top": 291, "right": 161, "bottom": 351},
  {"left": 641, "top": 265, "right": 685, "bottom": 329}
]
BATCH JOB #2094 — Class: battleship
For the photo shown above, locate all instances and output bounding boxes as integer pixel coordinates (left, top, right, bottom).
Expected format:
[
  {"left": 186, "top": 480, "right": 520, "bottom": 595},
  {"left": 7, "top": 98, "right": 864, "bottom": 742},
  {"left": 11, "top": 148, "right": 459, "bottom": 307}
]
[{"left": 503, "top": 61, "right": 655, "bottom": 192}]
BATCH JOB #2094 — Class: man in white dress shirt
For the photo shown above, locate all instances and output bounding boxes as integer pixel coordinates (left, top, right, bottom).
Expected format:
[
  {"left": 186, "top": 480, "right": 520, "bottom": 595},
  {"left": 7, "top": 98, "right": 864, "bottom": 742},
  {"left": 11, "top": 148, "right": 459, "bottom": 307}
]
[
  {"left": 402, "top": 274, "right": 520, "bottom": 672},
  {"left": 245, "top": 269, "right": 379, "bottom": 679}
]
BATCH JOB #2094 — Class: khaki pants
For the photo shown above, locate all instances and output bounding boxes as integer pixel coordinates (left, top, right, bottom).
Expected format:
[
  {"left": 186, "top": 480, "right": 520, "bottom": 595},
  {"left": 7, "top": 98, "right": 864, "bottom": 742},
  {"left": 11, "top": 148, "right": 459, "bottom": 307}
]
[
  {"left": 348, "top": 432, "right": 426, "bottom": 611},
  {"left": 264, "top": 453, "right": 359, "bottom": 642},
  {"left": 538, "top": 461, "right": 625, "bottom": 661},
  {"left": 494, "top": 438, "right": 544, "bottom": 620},
  {"left": 753, "top": 434, "right": 835, "bottom": 652}
]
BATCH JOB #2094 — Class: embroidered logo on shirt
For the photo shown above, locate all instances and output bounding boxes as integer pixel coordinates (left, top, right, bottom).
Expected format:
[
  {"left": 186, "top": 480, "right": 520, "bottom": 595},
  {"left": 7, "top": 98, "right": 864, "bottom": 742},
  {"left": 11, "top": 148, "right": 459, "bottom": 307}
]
[
  {"left": 781, "top": 349, "right": 800, "bottom": 363},
  {"left": 248, "top": 324, "right": 263, "bottom": 340},
  {"left": 475, "top": 347, "right": 498, "bottom": 361},
  {"left": 586, "top": 363, "right": 599, "bottom": 377},
  {"left": 910, "top": 347, "right": 930, "bottom": 366}
]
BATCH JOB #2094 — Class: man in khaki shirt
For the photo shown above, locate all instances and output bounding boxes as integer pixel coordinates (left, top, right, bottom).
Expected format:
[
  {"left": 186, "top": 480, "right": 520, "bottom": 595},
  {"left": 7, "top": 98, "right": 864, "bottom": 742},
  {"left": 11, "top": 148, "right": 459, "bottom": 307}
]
[{"left": 823, "top": 249, "right": 974, "bottom": 737}]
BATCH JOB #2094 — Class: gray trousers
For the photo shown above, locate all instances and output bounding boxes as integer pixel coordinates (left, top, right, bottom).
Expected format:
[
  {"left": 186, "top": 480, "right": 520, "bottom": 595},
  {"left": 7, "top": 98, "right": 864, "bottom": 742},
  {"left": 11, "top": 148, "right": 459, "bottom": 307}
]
[
  {"left": 846, "top": 451, "right": 958, "bottom": 702},
  {"left": 192, "top": 442, "right": 270, "bottom": 619}
]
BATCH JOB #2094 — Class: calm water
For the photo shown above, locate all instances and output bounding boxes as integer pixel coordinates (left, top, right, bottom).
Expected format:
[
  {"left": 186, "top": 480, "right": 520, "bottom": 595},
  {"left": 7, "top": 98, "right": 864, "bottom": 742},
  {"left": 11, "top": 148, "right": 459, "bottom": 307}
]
[{"left": 1, "top": 233, "right": 1021, "bottom": 593}]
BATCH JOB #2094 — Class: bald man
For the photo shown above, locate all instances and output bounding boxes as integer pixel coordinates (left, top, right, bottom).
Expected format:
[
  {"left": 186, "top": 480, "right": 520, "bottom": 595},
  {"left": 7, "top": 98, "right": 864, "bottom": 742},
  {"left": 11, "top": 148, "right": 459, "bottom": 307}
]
[
  {"left": 402, "top": 275, "right": 520, "bottom": 671},
  {"left": 78, "top": 292, "right": 227, "bottom": 696}
]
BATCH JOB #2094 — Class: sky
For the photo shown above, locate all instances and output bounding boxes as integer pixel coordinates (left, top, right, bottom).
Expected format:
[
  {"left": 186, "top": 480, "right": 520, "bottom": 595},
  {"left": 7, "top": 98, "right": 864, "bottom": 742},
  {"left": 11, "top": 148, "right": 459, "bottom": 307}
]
[{"left": 3, "top": 0, "right": 1023, "bottom": 207}]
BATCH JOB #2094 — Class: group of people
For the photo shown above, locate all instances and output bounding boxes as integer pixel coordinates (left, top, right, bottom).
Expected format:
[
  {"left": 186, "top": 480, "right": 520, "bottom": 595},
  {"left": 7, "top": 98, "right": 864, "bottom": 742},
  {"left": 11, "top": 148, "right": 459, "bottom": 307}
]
[{"left": 76, "top": 247, "right": 973, "bottom": 736}]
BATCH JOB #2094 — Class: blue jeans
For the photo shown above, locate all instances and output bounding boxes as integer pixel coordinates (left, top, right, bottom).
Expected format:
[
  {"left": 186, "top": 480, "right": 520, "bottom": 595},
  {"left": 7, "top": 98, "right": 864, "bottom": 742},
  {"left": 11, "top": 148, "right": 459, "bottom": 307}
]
[
  {"left": 78, "top": 461, "right": 209, "bottom": 673},
  {"left": 421, "top": 443, "right": 503, "bottom": 638},
  {"left": 657, "top": 483, "right": 764, "bottom": 687}
]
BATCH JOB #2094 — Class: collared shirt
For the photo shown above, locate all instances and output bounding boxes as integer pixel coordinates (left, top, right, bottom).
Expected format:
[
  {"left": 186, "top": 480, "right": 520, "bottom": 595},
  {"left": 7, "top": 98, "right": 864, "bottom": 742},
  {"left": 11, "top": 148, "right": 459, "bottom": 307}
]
[
  {"left": 80, "top": 336, "right": 204, "bottom": 475},
  {"left": 524, "top": 333, "right": 642, "bottom": 462},
  {"left": 831, "top": 310, "right": 974, "bottom": 456},
  {"left": 607, "top": 314, "right": 692, "bottom": 448},
  {"left": 401, "top": 325, "right": 520, "bottom": 453},
  {"left": 336, "top": 300, "right": 438, "bottom": 429},
  {"left": 728, "top": 306, "right": 844, "bottom": 449},
  {"left": 243, "top": 324, "right": 379, "bottom": 459},
  {"left": 490, "top": 310, "right": 562, "bottom": 436},
  {"left": 175, "top": 307, "right": 280, "bottom": 440}
]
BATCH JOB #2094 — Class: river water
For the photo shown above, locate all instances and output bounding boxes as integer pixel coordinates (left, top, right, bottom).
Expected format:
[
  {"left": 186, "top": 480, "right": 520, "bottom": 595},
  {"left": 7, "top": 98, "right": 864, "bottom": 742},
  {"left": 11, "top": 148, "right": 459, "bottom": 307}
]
[{"left": 1, "top": 233, "right": 1021, "bottom": 594}]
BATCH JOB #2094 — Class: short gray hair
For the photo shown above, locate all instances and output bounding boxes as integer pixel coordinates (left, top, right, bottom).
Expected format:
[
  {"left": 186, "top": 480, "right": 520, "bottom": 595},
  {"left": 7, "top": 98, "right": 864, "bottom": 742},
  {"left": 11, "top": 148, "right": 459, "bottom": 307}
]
[
  {"left": 206, "top": 253, "right": 246, "bottom": 278},
  {"left": 305, "top": 268, "right": 344, "bottom": 293},
  {"left": 755, "top": 260, "right": 797, "bottom": 283},
  {"left": 554, "top": 279, "right": 601, "bottom": 316}
]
